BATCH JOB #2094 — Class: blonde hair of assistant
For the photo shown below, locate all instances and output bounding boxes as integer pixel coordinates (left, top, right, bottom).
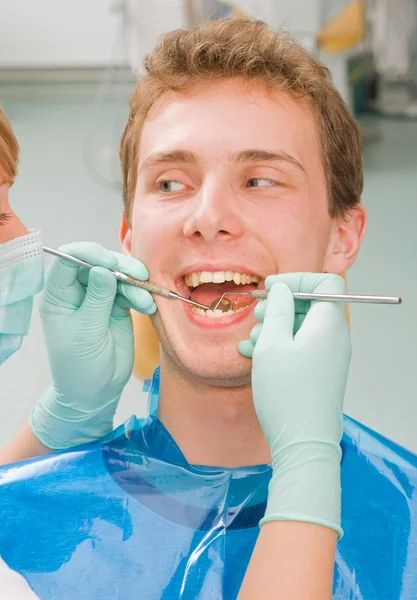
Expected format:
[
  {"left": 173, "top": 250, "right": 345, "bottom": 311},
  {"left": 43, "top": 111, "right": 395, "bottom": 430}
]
[{"left": 0, "top": 106, "right": 19, "bottom": 185}]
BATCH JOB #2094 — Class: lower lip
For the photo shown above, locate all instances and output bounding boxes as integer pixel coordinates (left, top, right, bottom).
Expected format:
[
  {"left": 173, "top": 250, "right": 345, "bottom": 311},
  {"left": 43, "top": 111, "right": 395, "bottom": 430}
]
[{"left": 184, "top": 301, "right": 256, "bottom": 328}]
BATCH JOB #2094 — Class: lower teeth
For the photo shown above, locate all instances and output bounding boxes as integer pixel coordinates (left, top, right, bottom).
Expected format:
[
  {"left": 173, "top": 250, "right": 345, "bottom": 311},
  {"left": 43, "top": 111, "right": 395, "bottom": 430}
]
[{"left": 190, "top": 306, "right": 247, "bottom": 318}]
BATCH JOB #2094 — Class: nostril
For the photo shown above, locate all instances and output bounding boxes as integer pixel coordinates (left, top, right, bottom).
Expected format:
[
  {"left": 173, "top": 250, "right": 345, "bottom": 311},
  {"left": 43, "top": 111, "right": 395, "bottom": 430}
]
[{"left": 219, "top": 230, "right": 230, "bottom": 236}]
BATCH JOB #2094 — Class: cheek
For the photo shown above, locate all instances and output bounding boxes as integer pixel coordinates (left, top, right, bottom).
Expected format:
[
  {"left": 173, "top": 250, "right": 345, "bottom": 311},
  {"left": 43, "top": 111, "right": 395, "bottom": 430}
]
[
  {"left": 260, "top": 202, "right": 307, "bottom": 245},
  {"left": 130, "top": 201, "right": 180, "bottom": 267},
  {"left": 260, "top": 202, "right": 330, "bottom": 268}
]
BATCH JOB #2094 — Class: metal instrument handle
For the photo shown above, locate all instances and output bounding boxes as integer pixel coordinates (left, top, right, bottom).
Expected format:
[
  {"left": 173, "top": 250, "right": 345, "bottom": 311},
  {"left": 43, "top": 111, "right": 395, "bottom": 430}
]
[
  {"left": 250, "top": 289, "right": 401, "bottom": 304},
  {"left": 119, "top": 274, "right": 172, "bottom": 298}
]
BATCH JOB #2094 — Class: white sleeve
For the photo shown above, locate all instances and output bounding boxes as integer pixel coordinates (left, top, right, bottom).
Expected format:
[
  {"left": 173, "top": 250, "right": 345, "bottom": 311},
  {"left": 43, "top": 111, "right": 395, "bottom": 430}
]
[{"left": 0, "top": 556, "right": 40, "bottom": 599}]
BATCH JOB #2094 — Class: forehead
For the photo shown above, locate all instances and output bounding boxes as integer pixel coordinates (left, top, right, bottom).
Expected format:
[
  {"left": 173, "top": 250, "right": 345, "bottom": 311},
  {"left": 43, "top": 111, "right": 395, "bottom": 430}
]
[{"left": 138, "top": 79, "right": 322, "bottom": 171}]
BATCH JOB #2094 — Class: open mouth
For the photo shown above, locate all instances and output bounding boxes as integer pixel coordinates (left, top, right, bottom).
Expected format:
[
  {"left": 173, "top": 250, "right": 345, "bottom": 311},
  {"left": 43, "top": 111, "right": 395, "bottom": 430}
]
[{"left": 183, "top": 270, "right": 262, "bottom": 319}]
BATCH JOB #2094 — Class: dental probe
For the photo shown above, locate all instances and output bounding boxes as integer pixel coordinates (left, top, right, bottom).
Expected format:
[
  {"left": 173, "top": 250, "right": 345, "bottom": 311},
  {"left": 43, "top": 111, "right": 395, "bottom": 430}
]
[
  {"left": 209, "top": 290, "right": 402, "bottom": 311},
  {"left": 42, "top": 246, "right": 210, "bottom": 311}
]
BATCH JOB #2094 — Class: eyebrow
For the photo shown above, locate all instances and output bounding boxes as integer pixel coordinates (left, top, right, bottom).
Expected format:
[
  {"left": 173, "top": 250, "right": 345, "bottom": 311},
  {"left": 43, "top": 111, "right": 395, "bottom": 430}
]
[
  {"left": 139, "top": 148, "right": 305, "bottom": 173},
  {"left": 233, "top": 149, "right": 305, "bottom": 172},
  {"left": 139, "top": 150, "right": 198, "bottom": 173}
]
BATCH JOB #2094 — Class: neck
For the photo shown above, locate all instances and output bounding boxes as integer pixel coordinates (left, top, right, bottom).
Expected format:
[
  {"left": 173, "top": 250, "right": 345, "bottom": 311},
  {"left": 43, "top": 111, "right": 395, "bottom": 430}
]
[{"left": 157, "top": 356, "right": 271, "bottom": 468}]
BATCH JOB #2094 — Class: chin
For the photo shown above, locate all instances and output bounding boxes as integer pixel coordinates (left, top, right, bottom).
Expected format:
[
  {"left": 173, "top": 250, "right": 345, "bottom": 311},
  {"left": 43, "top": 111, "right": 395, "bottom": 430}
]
[
  {"left": 172, "top": 358, "right": 252, "bottom": 388},
  {"left": 159, "top": 335, "right": 252, "bottom": 388},
  {"left": 189, "top": 360, "right": 252, "bottom": 388}
]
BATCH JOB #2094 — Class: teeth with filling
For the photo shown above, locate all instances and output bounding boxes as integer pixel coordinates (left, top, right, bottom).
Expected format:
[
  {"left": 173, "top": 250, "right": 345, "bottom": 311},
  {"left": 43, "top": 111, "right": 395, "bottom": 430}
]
[
  {"left": 190, "top": 306, "right": 248, "bottom": 318},
  {"left": 185, "top": 271, "right": 260, "bottom": 287}
]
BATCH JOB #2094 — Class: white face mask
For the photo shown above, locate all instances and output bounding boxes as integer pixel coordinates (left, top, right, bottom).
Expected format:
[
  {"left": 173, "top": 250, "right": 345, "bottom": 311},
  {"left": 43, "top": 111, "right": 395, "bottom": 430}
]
[{"left": 0, "top": 231, "right": 44, "bottom": 364}]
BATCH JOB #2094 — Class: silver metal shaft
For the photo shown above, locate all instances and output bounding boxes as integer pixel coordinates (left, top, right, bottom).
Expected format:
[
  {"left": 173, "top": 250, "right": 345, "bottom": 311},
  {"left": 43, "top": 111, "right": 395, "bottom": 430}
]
[
  {"left": 294, "top": 293, "right": 401, "bottom": 304},
  {"left": 231, "top": 290, "right": 402, "bottom": 305},
  {"left": 168, "top": 292, "right": 210, "bottom": 310},
  {"left": 42, "top": 246, "right": 210, "bottom": 311},
  {"left": 43, "top": 246, "right": 93, "bottom": 269}
]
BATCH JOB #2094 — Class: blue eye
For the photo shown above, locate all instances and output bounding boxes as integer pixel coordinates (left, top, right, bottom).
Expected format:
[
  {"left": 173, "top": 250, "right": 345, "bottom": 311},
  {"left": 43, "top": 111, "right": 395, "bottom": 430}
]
[
  {"left": 246, "top": 177, "right": 274, "bottom": 188},
  {"left": 159, "top": 180, "right": 186, "bottom": 192}
]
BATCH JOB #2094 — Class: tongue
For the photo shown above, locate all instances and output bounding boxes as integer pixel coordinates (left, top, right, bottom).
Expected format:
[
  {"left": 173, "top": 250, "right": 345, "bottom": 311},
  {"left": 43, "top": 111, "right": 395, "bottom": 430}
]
[{"left": 190, "top": 282, "right": 256, "bottom": 310}]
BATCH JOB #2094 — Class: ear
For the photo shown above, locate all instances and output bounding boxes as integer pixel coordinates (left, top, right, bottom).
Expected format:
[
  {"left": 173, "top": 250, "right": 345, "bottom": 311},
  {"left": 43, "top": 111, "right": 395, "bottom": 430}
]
[
  {"left": 120, "top": 213, "right": 132, "bottom": 255},
  {"left": 324, "top": 205, "right": 367, "bottom": 273}
]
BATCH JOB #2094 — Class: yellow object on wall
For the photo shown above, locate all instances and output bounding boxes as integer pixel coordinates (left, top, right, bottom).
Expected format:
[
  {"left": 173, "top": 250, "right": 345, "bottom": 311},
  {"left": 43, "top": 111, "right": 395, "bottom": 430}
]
[
  {"left": 317, "top": 1, "right": 365, "bottom": 54},
  {"left": 132, "top": 273, "right": 350, "bottom": 381},
  {"left": 132, "top": 311, "right": 160, "bottom": 381}
]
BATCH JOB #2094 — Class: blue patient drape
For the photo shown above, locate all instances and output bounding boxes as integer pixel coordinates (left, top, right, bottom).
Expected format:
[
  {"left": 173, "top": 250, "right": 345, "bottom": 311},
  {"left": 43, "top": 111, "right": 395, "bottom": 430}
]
[{"left": 0, "top": 368, "right": 416, "bottom": 599}]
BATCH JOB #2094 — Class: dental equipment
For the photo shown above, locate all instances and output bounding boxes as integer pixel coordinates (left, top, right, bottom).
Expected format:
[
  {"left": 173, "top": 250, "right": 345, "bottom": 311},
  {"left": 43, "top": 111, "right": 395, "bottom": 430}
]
[
  {"left": 43, "top": 247, "right": 402, "bottom": 314},
  {"left": 42, "top": 246, "right": 210, "bottom": 311},
  {"left": 209, "top": 291, "right": 403, "bottom": 312}
]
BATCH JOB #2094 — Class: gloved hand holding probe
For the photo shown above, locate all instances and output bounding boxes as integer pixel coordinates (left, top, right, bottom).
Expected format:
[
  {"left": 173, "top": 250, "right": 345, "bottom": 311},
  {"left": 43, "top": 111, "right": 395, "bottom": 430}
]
[
  {"left": 240, "top": 273, "right": 351, "bottom": 537},
  {"left": 30, "top": 242, "right": 156, "bottom": 450}
]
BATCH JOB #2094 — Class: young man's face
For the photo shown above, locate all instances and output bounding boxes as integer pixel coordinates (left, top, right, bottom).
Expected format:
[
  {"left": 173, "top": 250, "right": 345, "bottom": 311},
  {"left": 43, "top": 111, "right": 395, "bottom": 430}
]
[{"left": 122, "top": 79, "right": 363, "bottom": 387}]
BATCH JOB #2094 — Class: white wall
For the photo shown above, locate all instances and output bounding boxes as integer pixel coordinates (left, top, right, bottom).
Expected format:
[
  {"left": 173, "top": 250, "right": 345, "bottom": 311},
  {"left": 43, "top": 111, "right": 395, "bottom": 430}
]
[
  {"left": 0, "top": 0, "right": 127, "bottom": 68},
  {"left": 344, "top": 118, "right": 417, "bottom": 454},
  {"left": 0, "top": 0, "right": 353, "bottom": 108}
]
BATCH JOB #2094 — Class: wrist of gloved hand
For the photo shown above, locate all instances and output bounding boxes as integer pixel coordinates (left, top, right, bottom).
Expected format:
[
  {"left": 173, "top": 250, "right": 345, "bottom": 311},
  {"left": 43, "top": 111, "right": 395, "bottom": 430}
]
[
  {"left": 261, "top": 440, "right": 343, "bottom": 539},
  {"left": 30, "top": 387, "right": 120, "bottom": 450}
]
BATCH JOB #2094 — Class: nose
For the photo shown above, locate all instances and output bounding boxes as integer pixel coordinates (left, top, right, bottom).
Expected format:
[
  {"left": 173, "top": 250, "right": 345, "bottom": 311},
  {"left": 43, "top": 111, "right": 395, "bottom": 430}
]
[{"left": 182, "top": 182, "right": 245, "bottom": 244}]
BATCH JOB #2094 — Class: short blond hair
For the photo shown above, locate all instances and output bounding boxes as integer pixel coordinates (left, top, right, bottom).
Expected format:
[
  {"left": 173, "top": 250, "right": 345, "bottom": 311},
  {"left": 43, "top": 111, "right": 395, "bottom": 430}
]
[
  {"left": 0, "top": 106, "right": 19, "bottom": 185},
  {"left": 120, "top": 19, "right": 363, "bottom": 221}
]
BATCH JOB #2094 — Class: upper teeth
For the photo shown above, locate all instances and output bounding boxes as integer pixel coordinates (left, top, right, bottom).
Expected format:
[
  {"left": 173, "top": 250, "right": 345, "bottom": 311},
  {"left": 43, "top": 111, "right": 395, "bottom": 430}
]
[{"left": 184, "top": 271, "right": 260, "bottom": 287}]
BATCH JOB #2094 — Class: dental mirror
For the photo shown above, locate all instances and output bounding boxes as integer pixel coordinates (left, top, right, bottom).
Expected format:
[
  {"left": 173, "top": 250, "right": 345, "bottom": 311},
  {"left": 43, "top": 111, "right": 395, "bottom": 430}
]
[{"left": 209, "top": 296, "right": 233, "bottom": 312}]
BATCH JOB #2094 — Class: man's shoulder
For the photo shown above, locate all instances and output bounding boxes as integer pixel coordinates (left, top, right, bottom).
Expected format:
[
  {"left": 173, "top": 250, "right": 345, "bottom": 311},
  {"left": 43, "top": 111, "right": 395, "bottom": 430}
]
[{"left": 342, "top": 414, "right": 417, "bottom": 466}]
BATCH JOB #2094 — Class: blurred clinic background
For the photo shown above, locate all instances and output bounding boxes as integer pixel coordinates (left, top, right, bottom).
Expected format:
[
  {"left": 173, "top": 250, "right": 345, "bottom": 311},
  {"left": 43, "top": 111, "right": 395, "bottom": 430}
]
[{"left": 1, "top": 1, "right": 416, "bottom": 450}]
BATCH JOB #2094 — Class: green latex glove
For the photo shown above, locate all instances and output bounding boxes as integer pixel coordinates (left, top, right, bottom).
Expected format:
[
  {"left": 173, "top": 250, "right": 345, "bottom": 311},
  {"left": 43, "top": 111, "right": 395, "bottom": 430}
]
[
  {"left": 31, "top": 242, "right": 156, "bottom": 450},
  {"left": 239, "top": 273, "right": 351, "bottom": 538}
]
